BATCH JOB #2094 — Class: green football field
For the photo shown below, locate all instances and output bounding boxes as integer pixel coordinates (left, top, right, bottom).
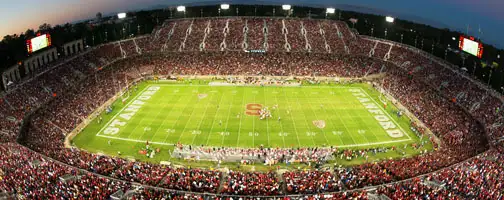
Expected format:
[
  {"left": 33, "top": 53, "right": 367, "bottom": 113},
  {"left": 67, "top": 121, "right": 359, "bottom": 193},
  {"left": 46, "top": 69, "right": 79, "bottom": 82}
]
[{"left": 73, "top": 81, "right": 428, "bottom": 165}]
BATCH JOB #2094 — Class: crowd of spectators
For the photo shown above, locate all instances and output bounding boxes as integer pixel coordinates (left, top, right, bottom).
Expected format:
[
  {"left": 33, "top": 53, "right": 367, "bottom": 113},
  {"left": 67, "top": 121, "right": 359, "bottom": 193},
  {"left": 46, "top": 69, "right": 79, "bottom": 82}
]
[
  {"left": 151, "top": 21, "right": 176, "bottom": 52},
  {"left": 377, "top": 177, "right": 463, "bottom": 200},
  {"left": 157, "top": 168, "right": 221, "bottom": 193},
  {"left": 141, "top": 17, "right": 358, "bottom": 54},
  {"left": 304, "top": 19, "right": 328, "bottom": 53},
  {"left": 428, "top": 150, "right": 504, "bottom": 199},
  {"left": 204, "top": 19, "right": 227, "bottom": 51},
  {"left": 0, "top": 16, "right": 503, "bottom": 199},
  {"left": 184, "top": 19, "right": 208, "bottom": 51},
  {"left": 265, "top": 18, "right": 286, "bottom": 52},
  {"left": 174, "top": 145, "right": 336, "bottom": 163},
  {"left": 225, "top": 18, "right": 246, "bottom": 50},
  {"left": 0, "top": 143, "right": 131, "bottom": 199},
  {"left": 283, "top": 170, "right": 342, "bottom": 194},
  {"left": 284, "top": 19, "right": 306, "bottom": 52},
  {"left": 386, "top": 43, "right": 504, "bottom": 147},
  {"left": 164, "top": 20, "right": 191, "bottom": 51},
  {"left": 120, "top": 38, "right": 140, "bottom": 57},
  {"left": 246, "top": 18, "right": 266, "bottom": 50},
  {"left": 319, "top": 21, "right": 347, "bottom": 54},
  {"left": 222, "top": 171, "right": 281, "bottom": 195}
]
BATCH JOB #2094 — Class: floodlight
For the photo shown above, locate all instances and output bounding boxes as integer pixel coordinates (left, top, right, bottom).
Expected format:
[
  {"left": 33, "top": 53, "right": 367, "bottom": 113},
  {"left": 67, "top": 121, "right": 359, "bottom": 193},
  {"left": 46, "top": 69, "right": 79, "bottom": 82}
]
[
  {"left": 117, "top": 13, "right": 126, "bottom": 19},
  {"left": 326, "top": 8, "right": 335, "bottom": 14},
  {"left": 282, "top": 5, "right": 291, "bottom": 10},
  {"left": 177, "top": 6, "right": 186, "bottom": 12},
  {"left": 221, "top": 4, "right": 230, "bottom": 10},
  {"left": 452, "top": 37, "right": 456, "bottom": 41},
  {"left": 385, "top": 16, "right": 395, "bottom": 23}
]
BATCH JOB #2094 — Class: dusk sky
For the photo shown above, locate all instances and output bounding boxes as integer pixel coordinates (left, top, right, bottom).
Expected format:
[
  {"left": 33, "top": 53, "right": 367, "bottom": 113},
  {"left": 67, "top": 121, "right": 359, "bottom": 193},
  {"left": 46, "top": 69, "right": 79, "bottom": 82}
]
[{"left": 1, "top": 0, "right": 503, "bottom": 48}]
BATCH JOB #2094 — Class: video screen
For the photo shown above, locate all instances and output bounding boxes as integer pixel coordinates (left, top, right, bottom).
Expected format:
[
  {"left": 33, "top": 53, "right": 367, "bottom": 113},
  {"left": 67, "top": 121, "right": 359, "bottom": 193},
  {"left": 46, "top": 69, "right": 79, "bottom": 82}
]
[
  {"left": 459, "top": 35, "right": 483, "bottom": 58},
  {"left": 27, "top": 34, "right": 51, "bottom": 53}
]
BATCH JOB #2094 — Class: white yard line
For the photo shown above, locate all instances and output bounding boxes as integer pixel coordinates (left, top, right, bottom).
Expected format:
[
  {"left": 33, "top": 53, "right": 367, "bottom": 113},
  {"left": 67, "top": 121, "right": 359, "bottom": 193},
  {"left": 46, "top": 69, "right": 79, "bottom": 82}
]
[
  {"left": 97, "top": 135, "right": 174, "bottom": 146},
  {"left": 252, "top": 93, "right": 256, "bottom": 147},
  {"left": 356, "top": 112, "right": 382, "bottom": 142},
  {"left": 281, "top": 88, "right": 301, "bottom": 147},
  {"left": 175, "top": 88, "right": 201, "bottom": 144},
  {"left": 317, "top": 91, "right": 345, "bottom": 145},
  {"left": 190, "top": 93, "right": 217, "bottom": 145},
  {"left": 301, "top": 89, "right": 330, "bottom": 145},
  {"left": 132, "top": 93, "right": 176, "bottom": 141},
  {"left": 274, "top": 94, "right": 286, "bottom": 148},
  {"left": 329, "top": 89, "right": 360, "bottom": 145},
  {"left": 236, "top": 89, "right": 246, "bottom": 146},
  {"left": 161, "top": 90, "right": 197, "bottom": 144},
  {"left": 338, "top": 89, "right": 371, "bottom": 145},
  {"left": 153, "top": 97, "right": 182, "bottom": 143},
  {"left": 205, "top": 90, "right": 225, "bottom": 146},
  {"left": 150, "top": 87, "right": 194, "bottom": 141},
  {"left": 131, "top": 88, "right": 180, "bottom": 140},
  {"left": 293, "top": 91, "right": 317, "bottom": 146},
  {"left": 264, "top": 87, "right": 270, "bottom": 146},
  {"left": 219, "top": 94, "right": 235, "bottom": 146}
]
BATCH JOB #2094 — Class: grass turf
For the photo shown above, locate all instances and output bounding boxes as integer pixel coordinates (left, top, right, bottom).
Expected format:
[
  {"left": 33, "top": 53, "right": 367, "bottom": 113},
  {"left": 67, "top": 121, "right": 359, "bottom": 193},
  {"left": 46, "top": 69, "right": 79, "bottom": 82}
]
[{"left": 72, "top": 80, "right": 431, "bottom": 168}]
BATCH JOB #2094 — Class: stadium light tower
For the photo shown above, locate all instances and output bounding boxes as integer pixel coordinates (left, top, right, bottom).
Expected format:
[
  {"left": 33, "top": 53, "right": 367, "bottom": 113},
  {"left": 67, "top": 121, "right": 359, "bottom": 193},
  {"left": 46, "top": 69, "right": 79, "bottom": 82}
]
[
  {"left": 326, "top": 8, "right": 335, "bottom": 19},
  {"left": 385, "top": 16, "right": 395, "bottom": 23},
  {"left": 384, "top": 16, "right": 394, "bottom": 39},
  {"left": 221, "top": 4, "right": 230, "bottom": 10},
  {"left": 282, "top": 5, "right": 292, "bottom": 17},
  {"left": 117, "top": 13, "right": 126, "bottom": 19},
  {"left": 219, "top": 4, "right": 230, "bottom": 16},
  {"left": 177, "top": 6, "right": 186, "bottom": 17},
  {"left": 117, "top": 13, "right": 127, "bottom": 39}
]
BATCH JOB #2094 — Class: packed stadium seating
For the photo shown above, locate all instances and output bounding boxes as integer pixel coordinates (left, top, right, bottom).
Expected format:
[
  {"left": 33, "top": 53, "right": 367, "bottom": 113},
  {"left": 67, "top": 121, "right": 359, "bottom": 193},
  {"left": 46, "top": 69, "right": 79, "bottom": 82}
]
[{"left": 1, "top": 17, "right": 503, "bottom": 199}]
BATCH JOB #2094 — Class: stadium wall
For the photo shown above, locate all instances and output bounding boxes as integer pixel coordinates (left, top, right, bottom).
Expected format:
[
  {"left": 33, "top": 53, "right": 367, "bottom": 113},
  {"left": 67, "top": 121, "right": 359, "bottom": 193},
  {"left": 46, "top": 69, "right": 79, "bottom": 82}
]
[{"left": 1, "top": 65, "right": 21, "bottom": 91}]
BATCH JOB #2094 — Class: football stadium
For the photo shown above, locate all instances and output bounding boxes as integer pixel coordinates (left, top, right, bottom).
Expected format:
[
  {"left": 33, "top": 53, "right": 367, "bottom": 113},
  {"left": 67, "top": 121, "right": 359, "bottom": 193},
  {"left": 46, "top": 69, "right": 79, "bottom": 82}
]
[{"left": 0, "top": 2, "right": 503, "bottom": 200}]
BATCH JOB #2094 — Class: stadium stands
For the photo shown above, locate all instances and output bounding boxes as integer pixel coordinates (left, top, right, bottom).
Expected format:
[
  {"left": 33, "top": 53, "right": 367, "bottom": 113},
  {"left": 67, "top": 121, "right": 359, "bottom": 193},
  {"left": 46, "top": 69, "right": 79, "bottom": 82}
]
[{"left": 0, "top": 17, "right": 503, "bottom": 199}]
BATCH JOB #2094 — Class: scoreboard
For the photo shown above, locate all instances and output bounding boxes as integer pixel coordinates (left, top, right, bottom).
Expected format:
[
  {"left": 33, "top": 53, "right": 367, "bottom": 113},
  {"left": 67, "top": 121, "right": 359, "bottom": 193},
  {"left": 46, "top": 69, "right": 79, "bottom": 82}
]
[
  {"left": 27, "top": 33, "right": 51, "bottom": 54},
  {"left": 458, "top": 35, "right": 483, "bottom": 58}
]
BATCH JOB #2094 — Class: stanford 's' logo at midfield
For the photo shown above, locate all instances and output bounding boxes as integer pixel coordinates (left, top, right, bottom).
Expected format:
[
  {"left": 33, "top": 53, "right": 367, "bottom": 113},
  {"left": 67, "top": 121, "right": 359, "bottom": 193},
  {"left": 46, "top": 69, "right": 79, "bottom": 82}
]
[{"left": 245, "top": 104, "right": 262, "bottom": 116}]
